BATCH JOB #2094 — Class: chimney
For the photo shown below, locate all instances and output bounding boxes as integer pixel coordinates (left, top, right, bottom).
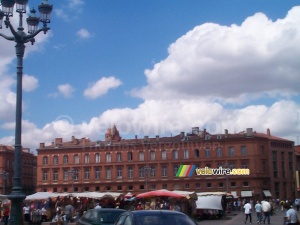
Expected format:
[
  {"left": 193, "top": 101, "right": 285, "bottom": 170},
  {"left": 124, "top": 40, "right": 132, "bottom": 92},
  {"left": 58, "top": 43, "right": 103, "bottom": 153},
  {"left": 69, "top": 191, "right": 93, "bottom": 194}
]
[
  {"left": 40, "top": 143, "right": 45, "bottom": 148},
  {"left": 156, "top": 135, "right": 159, "bottom": 142},
  {"left": 135, "top": 135, "right": 137, "bottom": 140},
  {"left": 202, "top": 129, "right": 207, "bottom": 138},
  {"left": 72, "top": 136, "right": 75, "bottom": 142},
  {"left": 55, "top": 138, "right": 63, "bottom": 144},
  {"left": 224, "top": 129, "right": 228, "bottom": 136},
  {"left": 267, "top": 128, "right": 271, "bottom": 136},
  {"left": 246, "top": 128, "right": 253, "bottom": 137},
  {"left": 180, "top": 132, "right": 185, "bottom": 139},
  {"left": 144, "top": 136, "right": 148, "bottom": 142}
]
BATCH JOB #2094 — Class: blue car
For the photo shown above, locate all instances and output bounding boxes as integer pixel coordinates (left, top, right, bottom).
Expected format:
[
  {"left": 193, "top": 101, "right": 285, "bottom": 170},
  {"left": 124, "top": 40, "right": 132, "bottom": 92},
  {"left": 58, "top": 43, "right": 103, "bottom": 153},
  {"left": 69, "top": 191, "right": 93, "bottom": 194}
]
[{"left": 114, "top": 210, "right": 197, "bottom": 225}]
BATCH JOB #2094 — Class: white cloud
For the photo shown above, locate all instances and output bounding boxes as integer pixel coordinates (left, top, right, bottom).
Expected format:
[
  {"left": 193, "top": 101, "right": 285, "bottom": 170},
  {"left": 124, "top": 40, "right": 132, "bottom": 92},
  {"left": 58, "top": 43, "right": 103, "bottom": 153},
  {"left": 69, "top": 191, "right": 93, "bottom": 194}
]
[
  {"left": 1, "top": 6, "right": 300, "bottom": 152},
  {"left": 76, "top": 28, "right": 93, "bottom": 40},
  {"left": 133, "top": 7, "right": 300, "bottom": 104},
  {"left": 84, "top": 77, "right": 122, "bottom": 99},
  {"left": 58, "top": 84, "right": 75, "bottom": 98},
  {"left": 68, "top": 0, "right": 85, "bottom": 9},
  {"left": 23, "top": 75, "right": 39, "bottom": 92}
]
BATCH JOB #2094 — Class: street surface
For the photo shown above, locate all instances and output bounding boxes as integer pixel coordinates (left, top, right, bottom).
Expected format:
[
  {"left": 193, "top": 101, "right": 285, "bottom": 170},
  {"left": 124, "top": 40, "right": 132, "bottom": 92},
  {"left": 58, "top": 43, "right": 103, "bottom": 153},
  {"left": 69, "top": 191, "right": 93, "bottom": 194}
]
[{"left": 197, "top": 209, "right": 294, "bottom": 225}]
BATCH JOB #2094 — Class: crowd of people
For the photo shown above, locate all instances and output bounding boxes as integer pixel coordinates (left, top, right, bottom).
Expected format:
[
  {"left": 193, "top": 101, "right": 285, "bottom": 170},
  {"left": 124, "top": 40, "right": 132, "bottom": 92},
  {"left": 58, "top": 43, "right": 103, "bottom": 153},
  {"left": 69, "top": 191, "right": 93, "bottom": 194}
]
[{"left": 236, "top": 198, "right": 300, "bottom": 225}]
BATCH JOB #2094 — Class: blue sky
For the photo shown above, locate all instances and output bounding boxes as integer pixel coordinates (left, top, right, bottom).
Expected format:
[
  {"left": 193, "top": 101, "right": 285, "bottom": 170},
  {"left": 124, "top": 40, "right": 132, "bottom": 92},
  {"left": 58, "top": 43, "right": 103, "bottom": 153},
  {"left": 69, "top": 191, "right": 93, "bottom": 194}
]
[{"left": 0, "top": 0, "right": 300, "bottom": 152}]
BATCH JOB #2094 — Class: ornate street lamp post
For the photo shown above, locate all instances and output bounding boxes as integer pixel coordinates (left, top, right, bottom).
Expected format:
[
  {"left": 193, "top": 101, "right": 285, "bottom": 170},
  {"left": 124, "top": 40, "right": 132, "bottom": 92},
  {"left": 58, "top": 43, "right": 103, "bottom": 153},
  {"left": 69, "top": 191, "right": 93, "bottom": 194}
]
[{"left": 0, "top": 1, "right": 52, "bottom": 224}]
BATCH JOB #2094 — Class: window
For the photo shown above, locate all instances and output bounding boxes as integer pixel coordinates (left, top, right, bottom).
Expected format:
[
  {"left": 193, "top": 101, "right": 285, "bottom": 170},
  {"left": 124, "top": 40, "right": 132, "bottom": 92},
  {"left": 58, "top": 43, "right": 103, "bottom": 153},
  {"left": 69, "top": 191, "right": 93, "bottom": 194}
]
[
  {"left": 229, "top": 147, "right": 234, "bottom": 157},
  {"left": 95, "top": 168, "right": 100, "bottom": 179},
  {"left": 205, "top": 148, "right": 211, "bottom": 158},
  {"left": 150, "top": 151, "right": 155, "bottom": 160},
  {"left": 185, "top": 183, "right": 190, "bottom": 189},
  {"left": 72, "top": 170, "right": 79, "bottom": 180},
  {"left": 195, "top": 183, "right": 201, "bottom": 189},
  {"left": 161, "top": 150, "right": 167, "bottom": 160},
  {"left": 43, "top": 171, "right": 48, "bottom": 181},
  {"left": 128, "top": 152, "right": 133, "bottom": 161},
  {"left": 229, "top": 162, "right": 235, "bottom": 170},
  {"left": 243, "top": 181, "right": 249, "bottom": 186},
  {"left": 183, "top": 149, "right": 189, "bottom": 159},
  {"left": 53, "top": 170, "right": 58, "bottom": 181},
  {"left": 172, "top": 150, "right": 178, "bottom": 159},
  {"left": 117, "top": 167, "right": 122, "bottom": 179},
  {"left": 106, "top": 153, "right": 111, "bottom": 163},
  {"left": 43, "top": 156, "right": 48, "bottom": 165},
  {"left": 231, "top": 182, "right": 236, "bottom": 187},
  {"left": 272, "top": 151, "right": 278, "bottom": 178},
  {"left": 84, "top": 168, "right": 89, "bottom": 180},
  {"left": 95, "top": 153, "right": 100, "bottom": 163},
  {"left": 150, "top": 165, "right": 156, "bottom": 178},
  {"left": 206, "top": 182, "right": 212, "bottom": 188},
  {"left": 84, "top": 154, "right": 89, "bottom": 163},
  {"left": 241, "top": 146, "right": 247, "bottom": 156},
  {"left": 162, "top": 184, "right": 168, "bottom": 189},
  {"left": 74, "top": 154, "right": 79, "bottom": 164},
  {"left": 106, "top": 168, "right": 111, "bottom": 179},
  {"left": 63, "top": 170, "right": 68, "bottom": 181},
  {"left": 194, "top": 149, "right": 200, "bottom": 158},
  {"left": 216, "top": 147, "right": 222, "bottom": 157},
  {"left": 139, "top": 152, "right": 144, "bottom": 161},
  {"left": 173, "top": 165, "right": 179, "bottom": 176},
  {"left": 162, "top": 165, "right": 167, "bottom": 177},
  {"left": 218, "top": 182, "right": 224, "bottom": 188},
  {"left": 242, "top": 161, "right": 248, "bottom": 169},
  {"left": 63, "top": 155, "right": 68, "bottom": 164},
  {"left": 150, "top": 184, "right": 156, "bottom": 190},
  {"left": 128, "top": 166, "right": 133, "bottom": 178},
  {"left": 139, "top": 166, "right": 145, "bottom": 178},
  {"left": 117, "top": 152, "right": 122, "bottom": 162},
  {"left": 53, "top": 156, "right": 58, "bottom": 165}
]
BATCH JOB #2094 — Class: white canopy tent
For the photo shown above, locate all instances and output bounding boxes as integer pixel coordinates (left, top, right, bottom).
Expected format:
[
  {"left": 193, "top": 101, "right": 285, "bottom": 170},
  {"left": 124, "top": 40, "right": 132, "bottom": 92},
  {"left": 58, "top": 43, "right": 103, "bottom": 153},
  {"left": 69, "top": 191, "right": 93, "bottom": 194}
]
[{"left": 195, "top": 195, "right": 223, "bottom": 210}]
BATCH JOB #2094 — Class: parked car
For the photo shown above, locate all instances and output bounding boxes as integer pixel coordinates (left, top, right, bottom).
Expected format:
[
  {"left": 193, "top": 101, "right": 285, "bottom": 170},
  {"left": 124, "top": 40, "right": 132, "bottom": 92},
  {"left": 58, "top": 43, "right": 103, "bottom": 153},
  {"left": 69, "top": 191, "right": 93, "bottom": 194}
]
[
  {"left": 77, "top": 208, "right": 126, "bottom": 225},
  {"left": 114, "top": 210, "right": 198, "bottom": 225}
]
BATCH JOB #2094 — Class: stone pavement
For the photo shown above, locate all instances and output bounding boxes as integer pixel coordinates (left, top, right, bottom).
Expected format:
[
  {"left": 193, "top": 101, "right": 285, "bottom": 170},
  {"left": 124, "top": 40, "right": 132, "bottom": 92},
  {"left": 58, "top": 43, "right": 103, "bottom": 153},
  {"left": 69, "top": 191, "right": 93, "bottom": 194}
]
[{"left": 196, "top": 209, "right": 298, "bottom": 225}]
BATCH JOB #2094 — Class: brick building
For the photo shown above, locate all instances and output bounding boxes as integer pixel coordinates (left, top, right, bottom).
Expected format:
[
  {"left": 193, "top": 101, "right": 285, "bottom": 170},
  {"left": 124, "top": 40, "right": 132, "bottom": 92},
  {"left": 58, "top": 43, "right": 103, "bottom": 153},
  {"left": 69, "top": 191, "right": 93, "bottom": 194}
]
[
  {"left": 0, "top": 145, "right": 37, "bottom": 195},
  {"left": 36, "top": 126, "right": 296, "bottom": 200}
]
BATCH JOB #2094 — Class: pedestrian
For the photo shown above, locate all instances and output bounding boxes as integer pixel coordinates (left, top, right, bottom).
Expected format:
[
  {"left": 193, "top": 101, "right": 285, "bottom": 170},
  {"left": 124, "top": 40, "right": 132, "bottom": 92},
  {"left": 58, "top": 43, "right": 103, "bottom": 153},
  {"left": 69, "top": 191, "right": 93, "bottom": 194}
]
[
  {"left": 95, "top": 203, "right": 101, "bottom": 209},
  {"left": 41, "top": 205, "right": 48, "bottom": 222},
  {"left": 255, "top": 201, "right": 262, "bottom": 224},
  {"left": 3, "top": 205, "right": 10, "bottom": 225},
  {"left": 238, "top": 199, "right": 242, "bottom": 211},
  {"left": 280, "top": 200, "right": 285, "bottom": 212},
  {"left": 286, "top": 204, "right": 297, "bottom": 225},
  {"left": 244, "top": 201, "right": 252, "bottom": 224},
  {"left": 23, "top": 203, "right": 31, "bottom": 223},
  {"left": 261, "top": 200, "right": 271, "bottom": 224},
  {"left": 294, "top": 199, "right": 299, "bottom": 211},
  {"left": 64, "top": 200, "right": 75, "bottom": 225}
]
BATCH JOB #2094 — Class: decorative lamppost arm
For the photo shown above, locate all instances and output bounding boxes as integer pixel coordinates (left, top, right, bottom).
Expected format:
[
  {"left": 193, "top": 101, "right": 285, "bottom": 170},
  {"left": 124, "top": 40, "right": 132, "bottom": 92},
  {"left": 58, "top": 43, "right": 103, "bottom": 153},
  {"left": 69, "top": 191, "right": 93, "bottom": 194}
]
[{"left": 0, "top": 32, "right": 13, "bottom": 40}]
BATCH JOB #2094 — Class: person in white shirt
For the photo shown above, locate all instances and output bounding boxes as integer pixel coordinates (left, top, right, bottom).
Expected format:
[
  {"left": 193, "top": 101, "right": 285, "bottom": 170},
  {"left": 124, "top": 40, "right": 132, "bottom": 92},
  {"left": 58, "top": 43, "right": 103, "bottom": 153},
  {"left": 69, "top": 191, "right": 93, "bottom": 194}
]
[
  {"left": 244, "top": 201, "right": 252, "bottom": 224},
  {"left": 95, "top": 203, "right": 102, "bottom": 209}
]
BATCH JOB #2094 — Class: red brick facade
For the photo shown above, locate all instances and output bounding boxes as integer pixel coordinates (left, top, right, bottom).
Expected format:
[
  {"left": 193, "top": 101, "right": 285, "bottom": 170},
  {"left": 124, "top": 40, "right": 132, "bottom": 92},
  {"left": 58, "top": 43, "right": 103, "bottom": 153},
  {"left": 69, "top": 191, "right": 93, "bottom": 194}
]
[
  {"left": 36, "top": 127, "right": 296, "bottom": 201},
  {"left": 0, "top": 145, "right": 37, "bottom": 195}
]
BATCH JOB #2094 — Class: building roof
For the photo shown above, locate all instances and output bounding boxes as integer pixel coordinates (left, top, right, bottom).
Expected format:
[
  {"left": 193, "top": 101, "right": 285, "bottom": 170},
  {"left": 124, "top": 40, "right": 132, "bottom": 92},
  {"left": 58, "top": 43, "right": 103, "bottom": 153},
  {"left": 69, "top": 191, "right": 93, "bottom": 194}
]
[{"left": 37, "top": 127, "right": 293, "bottom": 151}]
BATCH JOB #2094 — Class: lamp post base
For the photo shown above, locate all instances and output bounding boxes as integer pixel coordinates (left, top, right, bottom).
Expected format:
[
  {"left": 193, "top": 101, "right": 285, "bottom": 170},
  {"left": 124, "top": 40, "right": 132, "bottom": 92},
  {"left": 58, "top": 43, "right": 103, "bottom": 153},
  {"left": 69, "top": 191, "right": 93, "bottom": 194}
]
[{"left": 8, "top": 189, "right": 26, "bottom": 225}]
